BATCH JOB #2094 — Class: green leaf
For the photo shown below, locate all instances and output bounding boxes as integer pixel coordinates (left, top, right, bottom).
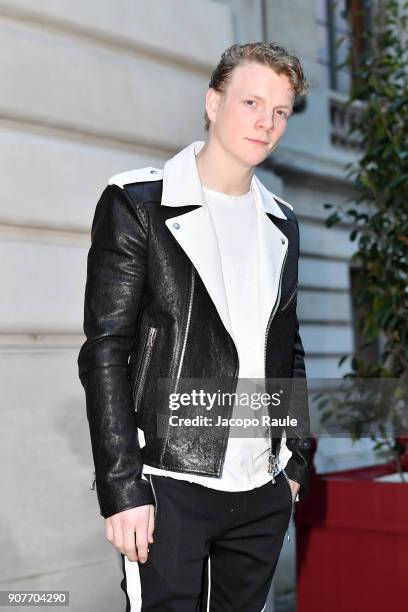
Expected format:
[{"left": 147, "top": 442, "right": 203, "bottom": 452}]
[
  {"left": 324, "top": 0, "right": 408, "bottom": 388},
  {"left": 320, "top": 410, "right": 333, "bottom": 423},
  {"left": 326, "top": 212, "right": 341, "bottom": 228},
  {"left": 338, "top": 355, "right": 349, "bottom": 367},
  {"left": 388, "top": 174, "right": 408, "bottom": 189}
]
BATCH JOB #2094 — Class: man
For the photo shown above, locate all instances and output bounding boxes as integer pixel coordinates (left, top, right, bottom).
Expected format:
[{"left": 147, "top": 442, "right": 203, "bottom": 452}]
[{"left": 78, "top": 42, "right": 311, "bottom": 611}]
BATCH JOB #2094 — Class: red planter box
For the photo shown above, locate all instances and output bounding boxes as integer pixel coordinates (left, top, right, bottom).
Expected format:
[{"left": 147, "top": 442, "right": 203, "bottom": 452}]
[{"left": 295, "top": 465, "right": 408, "bottom": 612}]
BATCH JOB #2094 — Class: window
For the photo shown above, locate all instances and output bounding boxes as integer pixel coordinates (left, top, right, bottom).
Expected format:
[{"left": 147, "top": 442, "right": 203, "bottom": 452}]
[
  {"left": 315, "top": 0, "right": 372, "bottom": 94},
  {"left": 347, "top": 0, "right": 374, "bottom": 94}
]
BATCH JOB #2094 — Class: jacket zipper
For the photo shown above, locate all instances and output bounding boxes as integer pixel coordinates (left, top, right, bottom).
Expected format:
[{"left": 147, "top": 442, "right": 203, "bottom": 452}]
[
  {"left": 279, "top": 281, "right": 298, "bottom": 314},
  {"left": 148, "top": 474, "right": 158, "bottom": 519},
  {"left": 173, "top": 266, "right": 195, "bottom": 395},
  {"left": 264, "top": 243, "right": 289, "bottom": 483},
  {"left": 133, "top": 325, "right": 158, "bottom": 410}
]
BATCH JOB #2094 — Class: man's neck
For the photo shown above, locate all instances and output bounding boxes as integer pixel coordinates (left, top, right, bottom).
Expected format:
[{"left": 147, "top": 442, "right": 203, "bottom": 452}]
[{"left": 195, "top": 138, "right": 254, "bottom": 196}]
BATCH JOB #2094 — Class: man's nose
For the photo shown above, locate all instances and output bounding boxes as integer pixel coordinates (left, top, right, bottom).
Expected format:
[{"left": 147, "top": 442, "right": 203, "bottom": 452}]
[{"left": 256, "top": 111, "right": 275, "bottom": 133}]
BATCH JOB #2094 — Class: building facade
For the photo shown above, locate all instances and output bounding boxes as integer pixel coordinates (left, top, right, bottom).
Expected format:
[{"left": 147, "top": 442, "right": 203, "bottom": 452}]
[{"left": 0, "top": 1, "right": 386, "bottom": 609}]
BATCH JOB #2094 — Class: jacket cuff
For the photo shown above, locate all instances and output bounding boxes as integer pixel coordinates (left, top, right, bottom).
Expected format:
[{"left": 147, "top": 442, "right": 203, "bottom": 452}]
[
  {"left": 96, "top": 477, "right": 154, "bottom": 519},
  {"left": 283, "top": 452, "right": 310, "bottom": 502}
]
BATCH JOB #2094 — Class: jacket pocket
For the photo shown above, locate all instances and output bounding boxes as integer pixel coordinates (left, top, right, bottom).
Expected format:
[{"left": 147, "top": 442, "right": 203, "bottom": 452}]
[
  {"left": 278, "top": 282, "right": 298, "bottom": 315},
  {"left": 132, "top": 325, "right": 158, "bottom": 412}
]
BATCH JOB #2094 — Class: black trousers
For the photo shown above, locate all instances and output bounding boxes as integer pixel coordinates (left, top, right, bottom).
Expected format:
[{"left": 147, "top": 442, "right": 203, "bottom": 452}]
[{"left": 120, "top": 471, "right": 293, "bottom": 612}]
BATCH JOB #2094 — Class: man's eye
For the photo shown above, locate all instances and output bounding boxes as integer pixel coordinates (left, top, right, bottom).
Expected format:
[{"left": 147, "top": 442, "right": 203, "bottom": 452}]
[
  {"left": 245, "top": 100, "right": 256, "bottom": 106},
  {"left": 277, "top": 110, "right": 288, "bottom": 118}
]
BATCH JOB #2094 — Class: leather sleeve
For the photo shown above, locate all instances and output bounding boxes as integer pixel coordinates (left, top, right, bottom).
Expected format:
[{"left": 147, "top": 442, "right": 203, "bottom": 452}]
[
  {"left": 283, "top": 219, "right": 312, "bottom": 501},
  {"left": 77, "top": 184, "right": 154, "bottom": 518}
]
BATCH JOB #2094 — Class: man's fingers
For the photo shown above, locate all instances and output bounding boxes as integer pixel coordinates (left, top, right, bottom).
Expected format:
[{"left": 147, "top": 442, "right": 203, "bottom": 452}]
[
  {"left": 110, "top": 518, "right": 124, "bottom": 554},
  {"left": 147, "top": 505, "right": 155, "bottom": 544},
  {"left": 104, "top": 505, "right": 154, "bottom": 562},
  {"left": 122, "top": 524, "right": 138, "bottom": 562},
  {"left": 105, "top": 518, "right": 114, "bottom": 543},
  {"left": 288, "top": 479, "right": 300, "bottom": 502},
  {"left": 135, "top": 524, "right": 149, "bottom": 564}
]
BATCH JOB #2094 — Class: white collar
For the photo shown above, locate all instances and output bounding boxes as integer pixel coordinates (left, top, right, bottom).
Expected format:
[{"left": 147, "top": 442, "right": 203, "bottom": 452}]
[{"left": 161, "top": 140, "right": 288, "bottom": 220}]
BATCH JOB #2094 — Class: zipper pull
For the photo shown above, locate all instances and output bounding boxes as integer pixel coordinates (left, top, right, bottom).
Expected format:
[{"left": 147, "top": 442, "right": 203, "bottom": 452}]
[{"left": 268, "top": 453, "right": 276, "bottom": 483}]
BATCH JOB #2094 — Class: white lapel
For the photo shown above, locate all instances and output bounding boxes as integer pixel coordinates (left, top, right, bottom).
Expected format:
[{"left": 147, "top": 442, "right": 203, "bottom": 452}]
[
  {"left": 162, "top": 141, "right": 289, "bottom": 348},
  {"left": 252, "top": 175, "right": 289, "bottom": 336}
]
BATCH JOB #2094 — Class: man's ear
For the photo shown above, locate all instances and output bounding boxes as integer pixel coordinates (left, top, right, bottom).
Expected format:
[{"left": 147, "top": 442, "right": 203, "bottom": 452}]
[{"left": 205, "top": 88, "right": 220, "bottom": 125}]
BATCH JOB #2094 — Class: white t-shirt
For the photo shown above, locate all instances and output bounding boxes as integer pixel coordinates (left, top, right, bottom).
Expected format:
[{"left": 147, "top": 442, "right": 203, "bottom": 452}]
[{"left": 143, "top": 184, "right": 282, "bottom": 490}]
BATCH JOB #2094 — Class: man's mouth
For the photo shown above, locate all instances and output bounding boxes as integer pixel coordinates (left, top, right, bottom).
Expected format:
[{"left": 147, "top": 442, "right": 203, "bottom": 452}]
[{"left": 246, "top": 138, "right": 269, "bottom": 145}]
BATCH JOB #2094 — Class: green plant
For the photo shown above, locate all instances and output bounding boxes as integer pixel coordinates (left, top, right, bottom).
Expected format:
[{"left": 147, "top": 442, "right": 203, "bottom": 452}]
[{"left": 321, "top": 0, "right": 408, "bottom": 476}]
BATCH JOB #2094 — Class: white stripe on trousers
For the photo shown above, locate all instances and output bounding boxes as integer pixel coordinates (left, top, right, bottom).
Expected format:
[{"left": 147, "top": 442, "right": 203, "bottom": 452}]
[
  {"left": 206, "top": 554, "right": 211, "bottom": 611},
  {"left": 124, "top": 556, "right": 142, "bottom": 611}
]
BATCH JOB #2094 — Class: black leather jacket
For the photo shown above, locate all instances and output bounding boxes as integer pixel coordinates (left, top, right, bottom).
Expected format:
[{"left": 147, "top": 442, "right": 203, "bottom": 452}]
[{"left": 78, "top": 161, "right": 311, "bottom": 519}]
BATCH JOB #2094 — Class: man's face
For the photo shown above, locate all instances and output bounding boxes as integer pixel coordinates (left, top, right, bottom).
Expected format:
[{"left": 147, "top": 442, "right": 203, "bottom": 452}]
[{"left": 206, "top": 61, "right": 295, "bottom": 167}]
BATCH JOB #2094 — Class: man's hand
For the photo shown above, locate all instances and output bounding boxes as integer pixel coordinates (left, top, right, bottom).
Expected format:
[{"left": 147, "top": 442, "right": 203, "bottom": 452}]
[
  {"left": 105, "top": 504, "right": 155, "bottom": 563},
  {"left": 288, "top": 479, "right": 300, "bottom": 502}
]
